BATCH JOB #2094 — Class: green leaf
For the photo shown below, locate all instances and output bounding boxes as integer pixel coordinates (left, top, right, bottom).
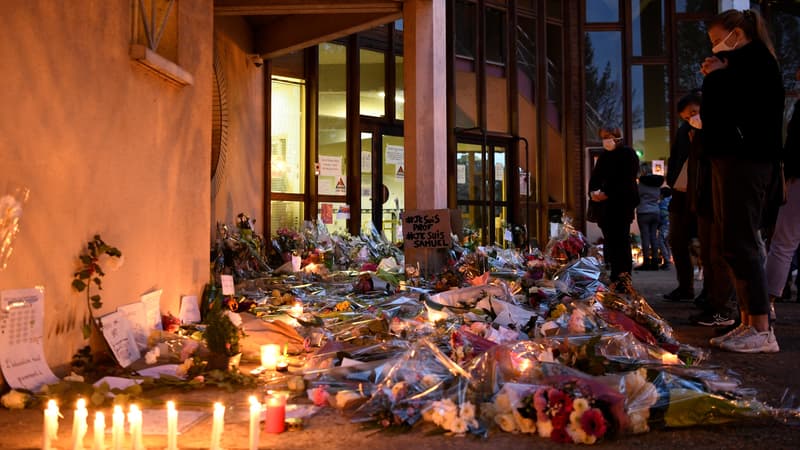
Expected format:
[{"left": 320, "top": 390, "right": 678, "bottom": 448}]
[
  {"left": 78, "top": 269, "right": 92, "bottom": 280},
  {"left": 91, "top": 295, "right": 102, "bottom": 309},
  {"left": 93, "top": 277, "right": 102, "bottom": 286},
  {"left": 72, "top": 279, "right": 87, "bottom": 292},
  {"left": 107, "top": 248, "right": 122, "bottom": 257},
  {"left": 80, "top": 255, "right": 93, "bottom": 265}
]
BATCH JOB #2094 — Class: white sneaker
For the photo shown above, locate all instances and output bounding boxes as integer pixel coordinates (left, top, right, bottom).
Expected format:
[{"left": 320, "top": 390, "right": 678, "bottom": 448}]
[
  {"left": 720, "top": 327, "right": 780, "bottom": 353},
  {"left": 709, "top": 324, "right": 747, "bottom": 347}
]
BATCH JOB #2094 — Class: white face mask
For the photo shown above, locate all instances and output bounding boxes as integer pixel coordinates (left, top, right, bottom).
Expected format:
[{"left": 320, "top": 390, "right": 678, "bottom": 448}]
[
  {"left": 688, "top": 114, "right": 703, "bottom": 130},
  {"left": 712, "top": 30, "right": 738, "bottom": 54},
  {"left": 602, "top": 138, "right": 617, "bottom": 151}
]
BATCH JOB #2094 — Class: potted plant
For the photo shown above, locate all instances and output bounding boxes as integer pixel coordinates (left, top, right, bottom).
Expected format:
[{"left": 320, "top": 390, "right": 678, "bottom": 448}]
[{"left": 203, "top": 304, "right": 244, "bottom": 371}]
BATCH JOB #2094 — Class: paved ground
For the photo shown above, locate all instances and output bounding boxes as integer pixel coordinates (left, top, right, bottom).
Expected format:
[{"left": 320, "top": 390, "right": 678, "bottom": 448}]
[{"left": 1, "top": 268, "right": 800, "bottom": 449}]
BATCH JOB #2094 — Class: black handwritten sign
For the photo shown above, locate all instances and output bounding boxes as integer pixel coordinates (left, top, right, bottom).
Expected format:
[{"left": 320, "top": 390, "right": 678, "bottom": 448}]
[{"left": 402, "top": 209, "right": 452, "bottom": 249}]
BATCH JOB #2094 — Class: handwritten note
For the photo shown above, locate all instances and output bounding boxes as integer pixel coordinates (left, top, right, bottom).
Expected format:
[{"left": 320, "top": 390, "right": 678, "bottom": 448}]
[
  {"left": 140, "top": 289, "right": 163, "bottom": 331},
  {"left": 220, "top": 275, "right": 235, "bottom": 296},
  {"left": 0, "top": 288, "right": 59, "bottom": 392},
  {"left": 117, "top": 302, "right": 148, "bottom": 350},
  {"left": 402, "top": 209, "right": 452, "bottom": 249},
  {"left": 100, "top": 311, "right": 141, "bottom": 368},
  {"left": 179, "top": 296, "right": 201, "bottom": 324}
]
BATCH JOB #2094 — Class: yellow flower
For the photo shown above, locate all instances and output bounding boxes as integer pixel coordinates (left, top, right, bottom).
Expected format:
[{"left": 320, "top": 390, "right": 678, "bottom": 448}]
[
  {"left": 550, "top": 304, "right": 568, "bottom": 319},
  {"left": 0, "top": 390, "right": 29, "bottom": 409},
  {"left": 335, "top": 300, "right": 351, "bottom": 312},
  {"left": 573, "top": 398, "right": 590, "bottom": 415},
  {"left": 494, "top": 413, "right": 518, "bottom": 433}
]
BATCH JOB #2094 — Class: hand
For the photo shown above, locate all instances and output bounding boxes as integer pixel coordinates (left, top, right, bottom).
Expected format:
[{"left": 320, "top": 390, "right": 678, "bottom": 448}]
[
  {"left": 590, "top": 190, "right": 608, "bottom": 202},
  {"left": 700, "top": 56, "right": 728, "bottom": 76}
]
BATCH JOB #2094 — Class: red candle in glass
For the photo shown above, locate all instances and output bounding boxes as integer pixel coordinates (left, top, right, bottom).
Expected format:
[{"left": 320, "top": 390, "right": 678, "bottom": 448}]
[{"left": 263, "top": 393, "right": 286, "bottom": 433}]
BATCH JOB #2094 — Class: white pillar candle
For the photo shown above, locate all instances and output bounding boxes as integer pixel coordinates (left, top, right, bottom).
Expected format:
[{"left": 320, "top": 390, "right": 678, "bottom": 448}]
[
  {"left": 127, "top": 404, "right": 143, "bottom": 450},
  {"left": 43, "top": 399, "right": 60, "bottom": 450},
  {"left": 111, "top": 405, "right": 124, "bottom": 450},
  {"left": 209, "top": 403, "right": 225, "bottom": 450},
  {"left": 92, "top": 412, "right": 105, "bottom": 450},
  {"left": 260, "top": 344, "right": 281, "bottom": 371},
  {"left": 72, "top": 398, "right": 88, "bottom": 450},
  {"left": 248, "top": 396, "right": 261, "bottom": 450},
  {"left": 166, "top": 401, "right": 178, "bottom": 450}
]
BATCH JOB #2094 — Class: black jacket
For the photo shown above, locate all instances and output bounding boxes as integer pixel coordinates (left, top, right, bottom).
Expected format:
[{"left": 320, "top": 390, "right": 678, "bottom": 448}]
[
  {"left": 589, "top": 146, "right": 640, "bottom": 224},
  {"left": 701, "top": 40, "right": 784, "bottom": 161},
  {"left": 667, "top": 122, "right": 692, "bottom": 188},
  {"left": 786, "top": 103, "right": 800, "bottom": 179}
]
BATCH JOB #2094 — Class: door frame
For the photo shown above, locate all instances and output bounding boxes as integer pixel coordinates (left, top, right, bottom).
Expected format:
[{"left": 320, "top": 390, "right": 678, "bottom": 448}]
[{"left": 358, "top": 119, "right": 403, "bottom": 238}]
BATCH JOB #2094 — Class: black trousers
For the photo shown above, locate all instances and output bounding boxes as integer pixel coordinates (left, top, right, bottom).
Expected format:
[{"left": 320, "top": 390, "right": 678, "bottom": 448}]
[
  {"left": 711, "top": 158, "right": 774, "bottom": 316},
  {"left": 668, "top": 193, "right": 696, "bottom": 294},
  {"left": 698, "top": 214, "right": 736, "bottom": 315},
  {"left": 601, "top": 217, "right": 633, "bottom": 281}
]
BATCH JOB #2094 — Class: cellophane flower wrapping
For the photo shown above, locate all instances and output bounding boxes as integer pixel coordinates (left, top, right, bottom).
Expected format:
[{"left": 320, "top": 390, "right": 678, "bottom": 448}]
[
  {"left": 545, "top": 220, "right": 589, "bottom": 265},
  {"left": 351, "top": 339, "right": 471, "bottom": 428}
]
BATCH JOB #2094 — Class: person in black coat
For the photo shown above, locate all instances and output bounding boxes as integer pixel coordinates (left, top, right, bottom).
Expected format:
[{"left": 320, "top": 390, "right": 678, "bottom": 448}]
[
  {"left": 766, "top": 68, "right": 800, "bottom": 307},
  {"left": 589, "top": 126, "right": 640, "bottom": 292},
  {"left": 664, "top": 96, "right": 700, "bottom": 302},
  {"left": 701, "top": 9, "right": 784, "bottom": 353}
]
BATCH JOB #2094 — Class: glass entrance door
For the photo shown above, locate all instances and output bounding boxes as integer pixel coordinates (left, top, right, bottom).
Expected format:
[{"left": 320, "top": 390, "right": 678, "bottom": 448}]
[
  {"left": 360, "top": 127, "right": 405, "bottom": 243},
  {"left": 456, "top": 140, "right": 509, "bottom": 244}
]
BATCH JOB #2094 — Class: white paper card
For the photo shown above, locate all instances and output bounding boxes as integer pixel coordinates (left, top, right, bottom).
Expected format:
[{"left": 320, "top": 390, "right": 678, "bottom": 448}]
[
  {"left": 140, "top": 289, "right": 163, "bottom": 331},
  {"left": 318, "top": 178, "right": 334, "bottom": 195},
  {"left": 220, "top": 275, "right": 235, "bottom": 296},
  {"left": 519, "top": 172, "right": 529, "bottom": 196},
  {"left": 319, "top": 155, "right": 342, "bottom": 177},
  {"left": 291, "top": 255, "right": 302, "bottom": 272},
  {"left": 504, "top": 228, "right": 513, "bottom": 242},
  {"left": 385, "top": 144, "right": 404, "bottom": 165},
  {"left": 0, "top": 288, "right": 59, "bottom": 392},
  {"left": 495, "top": 163, "right": 505, "bottom": 181},
  {"left": 100, "top": 311, "right": 141, "bottom": 368},
  {"left": 179, "top": 296, "right": 201, "bottom": 324},
  {"left": 457, "top": 164, "right": 466, "bottom": 184},
  {"left": 117, "top": 302, "right": 148, "bottom": 350}
]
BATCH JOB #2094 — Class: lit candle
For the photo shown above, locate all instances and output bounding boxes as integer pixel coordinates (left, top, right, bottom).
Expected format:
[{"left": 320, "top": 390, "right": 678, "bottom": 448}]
[
  {"left": 210, "top": 402, "right": 225, "bottom": 450},
  {"left": 260, "top": 344, "right": 281, "bottom": 371},
  {"left": 290, "top": 301, "right": 303, "bottom": 317},
  {"left": 72, "top": 398, "right": 88, "bottom": 450},
  {"left": 92, "top": 412, "right": 105, "bottom": 450},
  {"left": 43, "top": 399, "right": 59, "bottom": 450},
  {"left": 661, "top": 352, "right": 680, "bottom": 365},
  {"left": 111, "top": 405, "right": 124, "bottom": 450},
  {"left": 263, "top": 393, "right": 286, "bottom": 434},
  {"left": 248, "top": 396, "right": 261, "bottom": 450},
  {"left": 166, "top": 401, "right": 178, "bottom": 450},
  {"left": 127, "top": 404, "right": 143, "bottom": 450},
  {"left": 519, "top": 358, "right": 532, "bottom": 374}
]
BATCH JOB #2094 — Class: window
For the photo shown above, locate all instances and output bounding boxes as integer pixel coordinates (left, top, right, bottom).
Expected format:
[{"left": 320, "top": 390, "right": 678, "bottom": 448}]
[
  {"left": 270, "top": 76, "right": 307, "bottom": 233},
  {"left": 586, "top": 0, "right": 620, "bottom": 23},
  {"left": 318, "top": 43, "right": 348, "bottom": 201},
  {"left": 360, "top": 48, "right": 386, "bottom": 117},
  {"left": 632, "top": 0, "right": 665, "bottom": 57},
  {"left": 631, "top": 65, "right": 670, "bottom": 161},
  {"left": 584, "top": 31, "right": 624, "bottom": 140},
  {"left": 676, "top": 0, "right": 716, "bottom": 13},
  {"left": 676, "top": 21, "right": 710, "bottom": 92}
]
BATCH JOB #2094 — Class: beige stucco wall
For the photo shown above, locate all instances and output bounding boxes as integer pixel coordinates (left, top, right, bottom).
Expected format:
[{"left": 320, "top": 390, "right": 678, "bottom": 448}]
[
  {"left": 0, "top": 0, "right": 212, "bottom": 370},
  {"left": 211, "top": 17, "right": 266, "bottom": 235}
]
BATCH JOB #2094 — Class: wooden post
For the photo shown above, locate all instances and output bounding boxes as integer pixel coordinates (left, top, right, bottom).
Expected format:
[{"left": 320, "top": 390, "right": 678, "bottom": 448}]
[{"left": 403, "top": 0, "right": 448, "bottom": 274}]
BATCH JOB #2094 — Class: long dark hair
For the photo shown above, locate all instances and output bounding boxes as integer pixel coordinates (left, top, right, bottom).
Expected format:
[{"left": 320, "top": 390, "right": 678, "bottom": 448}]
[{"left": 710, "top": 9, "right": 777, "bottom": 60}]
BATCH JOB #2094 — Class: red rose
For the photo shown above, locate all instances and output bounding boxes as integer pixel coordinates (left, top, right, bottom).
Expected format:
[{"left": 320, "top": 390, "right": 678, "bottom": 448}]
[
  {"left": 550, "top": 426, "right": 573, "bottom": 443},
  {"left": 580, "top": 408, "right": 608, "bottom": 438},
  {"left": 551, "top": 411, "right": 569, "bottom": 430}
]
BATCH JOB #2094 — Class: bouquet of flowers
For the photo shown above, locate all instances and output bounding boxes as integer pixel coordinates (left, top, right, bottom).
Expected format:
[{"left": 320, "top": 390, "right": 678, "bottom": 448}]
[
  {"left": 273, "top": 227, "right": 306, "bottom": 258},
  {"left": 545, "top": 222, "right": 589, "bottom": 264}
]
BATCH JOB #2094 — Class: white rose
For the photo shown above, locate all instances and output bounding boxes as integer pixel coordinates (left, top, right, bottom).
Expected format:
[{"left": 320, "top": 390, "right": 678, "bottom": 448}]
[
  {"left": 450, "top": 416, "right": 469, "bottom": 434},
  {"left": 494, "top": 391, "right": 513, "bottom": 414},
  {"left": 145, "top": 348, "right": 159, "bottom": 365},
  {"left": 459, "top": 402, "right": 476, "bottom": 422},
  {"left": 63, "top": 371, "right": 85, "bottom": 383},
  {"left": 572, "top": 398, "right": 590, "bottom": 415},
  {"left": 494, "top": 413, "right": 518, "bottom": 433},
  {"left": 0, "top": 390, "right": 29, "bottom": 409}
]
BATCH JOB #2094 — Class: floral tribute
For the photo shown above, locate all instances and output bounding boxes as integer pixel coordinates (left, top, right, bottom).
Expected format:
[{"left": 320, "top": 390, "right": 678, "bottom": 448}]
[{"left": 517, "top": 386, "right": 610, "bottom": 444}]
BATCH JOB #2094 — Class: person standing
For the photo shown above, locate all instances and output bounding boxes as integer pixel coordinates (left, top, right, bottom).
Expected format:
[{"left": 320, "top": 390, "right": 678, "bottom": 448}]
[
  {"left": 674, "top": 93, "right": 737, "bottom": 328},
  {"left": 635, "top": 165, "right": 664, "bottom": 271},
  {"left": 664, "top": 101, "right": 698, "bottom": 301},
  {"left": 701, "top": 9, "right": 785, "bottom": 353},
  {"left": 765, "top": 69, "right": 800, "bottom": 313},
  {"left": 589, "top": 126, "right": 640, "bottom": 293}
]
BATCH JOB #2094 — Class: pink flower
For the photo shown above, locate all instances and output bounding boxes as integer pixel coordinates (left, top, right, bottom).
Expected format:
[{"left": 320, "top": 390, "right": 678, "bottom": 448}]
[
  {"left": 580, "top": 408, "right": 607, "bottom": 438},
  {"left": 533, "top": 389, "right": 548, "bottom": 414},
  {"left": 309, "top": 386, "right": 330, "bottom": 407}
]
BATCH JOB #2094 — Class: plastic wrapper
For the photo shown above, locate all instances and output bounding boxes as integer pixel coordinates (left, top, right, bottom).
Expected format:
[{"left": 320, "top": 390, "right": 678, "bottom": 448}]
[
  {"left": 595, "top": 290, "right": 677, "bottom": 348},
  {"left": 351, "top": 340, "right": 471, "bottom": 428},
  {"left": 618, "top": 367, "right": 797, "bottom": 434},
  {"left": 544, "top": 220, "right": 589, "bottom": 264},
  {"left": 552, "top": 257, "right": 605, "bottom": 299}
]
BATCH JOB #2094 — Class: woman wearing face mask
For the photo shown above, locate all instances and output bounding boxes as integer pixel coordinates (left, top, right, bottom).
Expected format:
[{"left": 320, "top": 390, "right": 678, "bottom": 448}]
[
  {"left": 700, "top": 9, "right": 784, "bottom": 353},
  {"left": 589, "top": 126, "right": 640, "bottom": 293}
]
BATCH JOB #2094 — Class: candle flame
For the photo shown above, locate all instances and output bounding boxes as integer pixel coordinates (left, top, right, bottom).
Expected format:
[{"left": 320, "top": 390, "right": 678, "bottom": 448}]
[
  {"left": 167, "top": 400, "right": 176, "bottom": 411},
  {"left": 76, "top": 398, "right": 86, "bottom": 409}
]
